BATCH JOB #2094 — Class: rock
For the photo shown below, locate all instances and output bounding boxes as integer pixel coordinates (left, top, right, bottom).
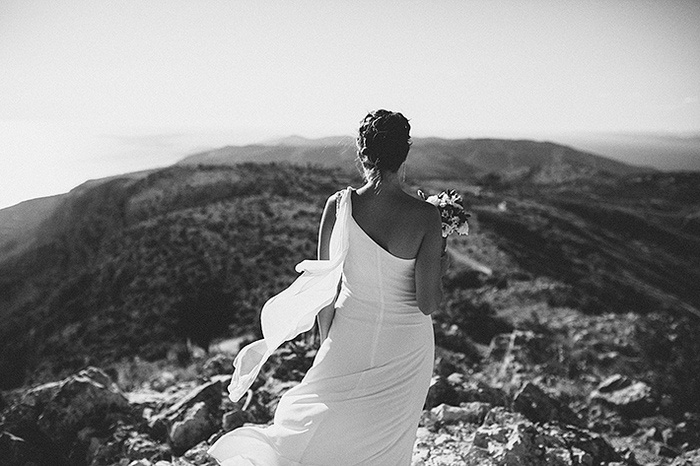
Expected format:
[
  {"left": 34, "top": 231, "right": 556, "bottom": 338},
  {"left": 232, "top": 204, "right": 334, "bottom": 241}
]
[
  {"left": 589, "top": 375, "right": 655, "bottom": 418},
  {"left": 487, "top": 331, "right": 541, "bottom": 362},
  {"left": 88, "top": 423, "right": 170, "bottom": 466},
  {"left": 150, "top": 372, "right": 177, "bottom": 392},
  {"left": 0, "top": 430, "right": 46, "bottom": 466},
  {"left": 446, "top": 372, "right": 466, "bottom": 385},
  {"left": 465, "top": 407, "right": 620, "bottom": 466},
  {"left": 36, "top": 367, "right": 132, "bottom": 459},
  {"left": 664, "top": 415, "right": 700, "bottom": 451},
  {"left": 128, "top": 461, "right": 153, "bottom": 466},
  {"left": 124, "top": 432, "right": 171, "bottom": 461},
  {"left": 21, "top": 380, "right": 64, "bottom": 410},
  {"left": 585, "top": 403, "right": 634, "bottom": 435},
  {"left": 596, "top": 374, "right": 631, "bottom": 393},
  {"left": 182, "top": 440, "right": 220, "bottom": 465},
  {"left": 431, "top": 402, "right": 492, "bottom": 425},
  {"left": 149, "top": 380, "right": 222, "bottom": 455},
  {"left": 453, "top": 378, "right": 508, "bottom": 407},
  {"left": 259, "top": 379, "right": 300, "bottom": 416},
  {"left": 425, "top": 376, "right": 460, "bottom": 409},
  {"left": 656, "top": 442, "right": 682, "bottom": 458},
  {"left": 472, "top": 411, "right": 543, "bottom": 465},
  {"left": 538, "top": 422, "right": 620, "bottom": 465},
  {"left": 169, "top": 401, "right": 216, "bottom": 455},
  {"left": 513, "top": 382, "right": 583, "bottom": 427},
  {"left": 202, "top": 354, "right": 234, "bottom": 377},
  {"left": 222, "top": 408, "right": 249, "bottom": 432},
  {"left": 265, "top": 342, "right": 316, "bottom": 383},
  {"left": 670, "top": 448, "right": 700, "bottom": 466}
]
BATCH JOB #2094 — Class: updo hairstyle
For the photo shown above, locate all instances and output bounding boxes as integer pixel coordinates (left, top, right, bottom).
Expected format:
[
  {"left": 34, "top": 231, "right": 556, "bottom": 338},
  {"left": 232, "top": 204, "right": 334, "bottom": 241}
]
[{"left": 356, "top": 109, "right": 412, "bottom": 182}]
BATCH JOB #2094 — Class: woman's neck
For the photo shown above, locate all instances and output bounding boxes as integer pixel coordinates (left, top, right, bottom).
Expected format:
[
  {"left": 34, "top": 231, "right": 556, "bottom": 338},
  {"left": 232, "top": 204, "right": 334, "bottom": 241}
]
[{"left": 361, "top": 170, "right": 404, "bottom": 196}]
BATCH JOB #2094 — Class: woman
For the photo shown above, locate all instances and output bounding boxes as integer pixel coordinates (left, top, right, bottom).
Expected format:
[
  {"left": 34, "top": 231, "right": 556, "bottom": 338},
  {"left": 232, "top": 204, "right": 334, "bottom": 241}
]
[{"left": 209, "top": 109, "right": 445, "bottom": 465}]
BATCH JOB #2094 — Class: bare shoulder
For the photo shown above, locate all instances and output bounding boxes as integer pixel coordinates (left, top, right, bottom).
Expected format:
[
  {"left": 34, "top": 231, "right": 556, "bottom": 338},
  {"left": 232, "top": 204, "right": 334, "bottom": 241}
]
[{"left": 404, "top": 194, "right": 440, "bottom": 226}]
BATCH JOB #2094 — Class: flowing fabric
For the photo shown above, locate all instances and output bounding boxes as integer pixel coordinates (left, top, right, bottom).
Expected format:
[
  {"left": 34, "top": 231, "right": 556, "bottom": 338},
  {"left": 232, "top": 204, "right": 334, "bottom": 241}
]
[
  {"left": 225, "top": 189, "right": 351, "bottom": 402},
  {"left": 209, "top": 187, "right": 435, "bottom": 466}
]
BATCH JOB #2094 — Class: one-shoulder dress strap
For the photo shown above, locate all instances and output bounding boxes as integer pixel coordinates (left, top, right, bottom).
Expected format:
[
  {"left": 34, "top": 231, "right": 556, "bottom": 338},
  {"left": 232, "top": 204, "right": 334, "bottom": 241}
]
[
  {"left": 334, "top": 189, "right": 344, "bottom": 217},
  {"left": 226, "top": 187, "right": 353, "bottom": 402}
]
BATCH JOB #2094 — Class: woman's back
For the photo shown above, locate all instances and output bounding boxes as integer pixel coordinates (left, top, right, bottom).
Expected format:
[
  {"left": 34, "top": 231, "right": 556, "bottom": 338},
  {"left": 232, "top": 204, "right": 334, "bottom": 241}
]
[
  {"left": 349, "top": 183, "right": 443, "bottom": 316},
  {"left": 350, "top": 185, "right": 434, "bottom": 261}
]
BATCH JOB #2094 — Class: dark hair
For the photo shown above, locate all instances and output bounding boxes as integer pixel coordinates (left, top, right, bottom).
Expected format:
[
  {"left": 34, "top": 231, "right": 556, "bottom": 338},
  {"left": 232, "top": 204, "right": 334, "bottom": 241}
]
[{"left": 356, "top": 109, "right": 412, "bottom": 182}]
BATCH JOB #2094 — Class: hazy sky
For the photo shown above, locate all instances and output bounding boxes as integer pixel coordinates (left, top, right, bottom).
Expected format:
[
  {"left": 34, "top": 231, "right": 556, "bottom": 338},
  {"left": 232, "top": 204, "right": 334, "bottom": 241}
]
[{"left": 1, "top": 0, "right": 699, "bottom": 208}]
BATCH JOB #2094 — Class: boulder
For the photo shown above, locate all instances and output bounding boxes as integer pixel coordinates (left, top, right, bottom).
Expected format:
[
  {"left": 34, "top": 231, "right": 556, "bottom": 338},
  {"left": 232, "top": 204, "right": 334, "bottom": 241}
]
[
  {"left": 182, "top": 440, "right": 220, "bottom": 465},
  {"left": 123, "top": 432, "right": 171, "bottom": 461},
  {"left": 431, "top": 402, "right": 492, "bottom": 425},
  {"left": 465, "top": 407, "right": 620, "bottom": 466},
  {"left": 87, "top": 423, "right": 170, "bottom": 466},
  {"left": 202, "top": 354, "right": 235, "bottom": 377},
  {"left": 149, "top": 379, "right": 222, "bottom": 455},
  {"left": 589, "top": 375, "right": 655, "bottom": 418},
  {"left": 472, "top": 409, "right": 543, "bottom": 465},
  {"left": 670, "top": 448, "right": 700, "bottom": 466},
  {"left": 0, "top": 430, "right": 46, "bottom": 466},
  {"left": 261, "top": 379, "right": 300, "bottom": 415},
  {"left": 487, "top": 331, "right": 541, "bottom": 362},
  {"left": 269, "top": 344, "right": 316, "bottom": 382},
  {"left": 425, "top": 376, "right": 460, "bottom": 409},
  {"left": 169, "top": 401, "right": 216, "bottom": 455},
  {"left": 127, "top": 460, "right": 153, "bottom": 466},
  {"left": 222, "top": 408, "right": 250, "bottom": 432},
  {"left": 663, "top": 414, "right": 700, "bottom": 451},
  {"left": 2, "top": 368, "right": 176, "bottom": 466},
  {"left": 513, "top": 382, "right": 583, "bottom": 427},
  {"left": 447, "top": 374, "right": 508, "bottom": 407},
  {"left": 21, "top": 380, "right": 64, "bottom": 411},
  {"left": 37, "top": 367, "right": 130, "bottom": 438}
]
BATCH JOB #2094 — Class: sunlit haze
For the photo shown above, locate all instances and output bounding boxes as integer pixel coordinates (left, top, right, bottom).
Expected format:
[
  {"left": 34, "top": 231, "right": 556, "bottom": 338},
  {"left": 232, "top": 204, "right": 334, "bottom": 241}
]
[{"left": 1, "top": 0, "right": 699, "bottom": 209}]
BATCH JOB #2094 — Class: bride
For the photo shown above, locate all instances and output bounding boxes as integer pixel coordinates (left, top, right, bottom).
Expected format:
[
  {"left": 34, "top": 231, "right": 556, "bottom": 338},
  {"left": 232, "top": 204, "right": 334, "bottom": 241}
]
[{"left": 208, "top": 109, "right": 445, "bottom": 465}]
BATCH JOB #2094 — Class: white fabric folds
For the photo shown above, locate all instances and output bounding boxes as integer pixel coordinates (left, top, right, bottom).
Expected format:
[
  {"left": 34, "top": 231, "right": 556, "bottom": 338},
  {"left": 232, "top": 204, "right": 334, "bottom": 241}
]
[{"left": 226, "top": 188, "right": 350, "bottom": 402}]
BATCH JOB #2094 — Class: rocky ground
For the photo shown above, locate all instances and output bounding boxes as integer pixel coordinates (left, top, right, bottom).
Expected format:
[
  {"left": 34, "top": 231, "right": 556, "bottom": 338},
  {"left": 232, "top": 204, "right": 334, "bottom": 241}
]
[{"left": 2, "top": 325, "right": 699, "bottom": 466}]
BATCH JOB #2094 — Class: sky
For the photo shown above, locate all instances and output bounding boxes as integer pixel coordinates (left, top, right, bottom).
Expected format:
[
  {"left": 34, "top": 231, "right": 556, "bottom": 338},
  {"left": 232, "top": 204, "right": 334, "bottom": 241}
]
[{"left": 1, "top": 0, "right": 699, "bottom": 209}]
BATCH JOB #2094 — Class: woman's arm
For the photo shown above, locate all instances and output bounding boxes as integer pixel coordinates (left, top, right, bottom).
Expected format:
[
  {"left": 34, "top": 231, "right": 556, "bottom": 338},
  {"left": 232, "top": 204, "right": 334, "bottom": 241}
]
[
  {"left": 316, "top": 193, "right": 338, "bottom": 341},
  {"left": 415, "top": 205, "right": 444, "bottom": 315}
]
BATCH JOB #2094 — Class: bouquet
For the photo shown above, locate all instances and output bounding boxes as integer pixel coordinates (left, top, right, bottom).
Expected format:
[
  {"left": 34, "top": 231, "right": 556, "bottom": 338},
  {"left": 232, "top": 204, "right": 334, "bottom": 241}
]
[{"left": 417, "top": 189, "right": 471, "bottom": 238}]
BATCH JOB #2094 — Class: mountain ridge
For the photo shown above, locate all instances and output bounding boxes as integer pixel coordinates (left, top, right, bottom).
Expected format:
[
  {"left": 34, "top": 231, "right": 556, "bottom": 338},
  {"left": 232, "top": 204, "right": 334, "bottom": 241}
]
[
  {"left": 0, "top": 137, "right": 653, "bottom": 268},
  {"left": 178, "top": 136, "right": 653, "bottom": 181}
]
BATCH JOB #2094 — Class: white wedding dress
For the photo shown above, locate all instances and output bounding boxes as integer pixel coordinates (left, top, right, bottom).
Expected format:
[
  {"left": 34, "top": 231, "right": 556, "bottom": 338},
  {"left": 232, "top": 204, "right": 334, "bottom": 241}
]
[{"left": 208, "top": 187, "right": 434, "bottom": 465}]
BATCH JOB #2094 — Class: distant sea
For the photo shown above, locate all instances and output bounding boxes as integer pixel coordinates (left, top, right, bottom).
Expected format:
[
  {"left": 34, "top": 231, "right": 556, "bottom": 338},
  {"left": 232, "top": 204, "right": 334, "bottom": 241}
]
[
  {"left": 546, "top": 132, "right": 700, "bottom": 173},
  {"left": 0, "top": 121, "right": 267, "bottom": 210}
]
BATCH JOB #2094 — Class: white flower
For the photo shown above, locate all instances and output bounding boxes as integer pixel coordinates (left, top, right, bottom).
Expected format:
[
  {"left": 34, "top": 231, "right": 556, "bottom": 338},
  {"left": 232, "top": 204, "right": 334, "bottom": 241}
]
[{"left": 418, "top": 189, "right": 470, "bottom": 238}]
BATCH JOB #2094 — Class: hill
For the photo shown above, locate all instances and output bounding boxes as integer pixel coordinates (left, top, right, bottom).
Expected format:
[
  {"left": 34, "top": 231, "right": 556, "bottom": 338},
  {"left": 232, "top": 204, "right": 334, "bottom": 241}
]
[
  {"left": 0, "top": 160, "right": 698, "bottom": 413},
  {"left": 178, "top": 136, "right": 652, "bottom": 181},
  {"left": 0, "top": 164, "right": 351, "bottom": 387},
  {"left": 0, "top": 137, "right": 650, "bottom": 276}
]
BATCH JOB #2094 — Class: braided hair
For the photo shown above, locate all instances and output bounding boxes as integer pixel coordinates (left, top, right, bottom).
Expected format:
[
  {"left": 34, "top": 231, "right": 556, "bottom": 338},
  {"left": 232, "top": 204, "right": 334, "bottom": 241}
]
[{"left": 356, "top": 109, "right": 412, "bottom": 183}]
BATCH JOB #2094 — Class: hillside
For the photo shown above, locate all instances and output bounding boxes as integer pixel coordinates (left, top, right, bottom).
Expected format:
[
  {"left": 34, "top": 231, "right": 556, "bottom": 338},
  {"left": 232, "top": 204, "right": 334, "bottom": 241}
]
[
  {"left": 178, "top": 136, "right": 652, "bottom": 181},
  {"left": 1, "top": 162, "right": 700, "bottom": 465},
  {"left": 1, "top": 160, "right": 700, "bottom": 465},
  {"left": 0, "top": 164, "right": 352, "bottom": 387},
  {"left": 0, "top": 160, "right": 697, "bottom": 401},
  {"left": 0, "top": 137, "right": 651, "bottom": 269}
]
